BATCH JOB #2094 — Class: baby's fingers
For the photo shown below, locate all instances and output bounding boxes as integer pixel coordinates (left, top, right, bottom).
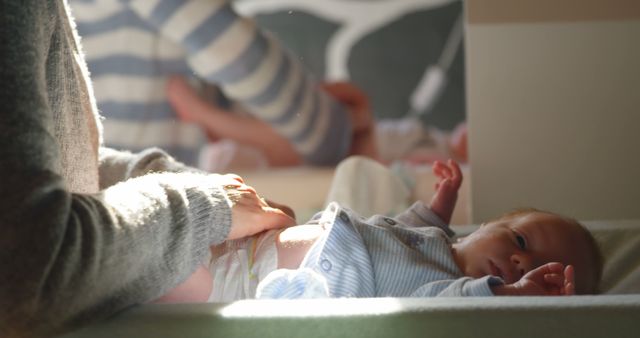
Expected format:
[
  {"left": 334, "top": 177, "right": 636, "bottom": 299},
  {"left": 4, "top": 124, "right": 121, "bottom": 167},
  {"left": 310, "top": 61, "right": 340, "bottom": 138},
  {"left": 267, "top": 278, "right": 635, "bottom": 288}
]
[
  {"left": 433, "top": 161, "right": 452, "bottom": 178},
  {"left": 563, "top": 282, "right": 575, "bottom": 295},
  {"left": 538, "top": 262, "right": 565, "bottom": 274},
  {"left": 432, "top": 160, "right": 447, "bottom": 178},
  {"left": 543, "top": 273, "right": 565, "bottom": 287},
  {"left": 563, "top": 265, "right": 576, "bottom": 295},
  {"left": 447, "top": 159, "right": 463, "bottom": 187}
]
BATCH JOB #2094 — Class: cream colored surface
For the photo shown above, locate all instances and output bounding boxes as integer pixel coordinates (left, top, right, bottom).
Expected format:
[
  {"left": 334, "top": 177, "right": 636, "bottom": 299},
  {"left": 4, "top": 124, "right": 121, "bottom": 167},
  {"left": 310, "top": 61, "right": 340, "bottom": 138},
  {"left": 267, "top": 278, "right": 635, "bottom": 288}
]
[
  {"left": 466, "top": 18, "right": 640, "bottom": 222},
  {"left": 64, "top": 218, "right": 640, "bottom": 337}
]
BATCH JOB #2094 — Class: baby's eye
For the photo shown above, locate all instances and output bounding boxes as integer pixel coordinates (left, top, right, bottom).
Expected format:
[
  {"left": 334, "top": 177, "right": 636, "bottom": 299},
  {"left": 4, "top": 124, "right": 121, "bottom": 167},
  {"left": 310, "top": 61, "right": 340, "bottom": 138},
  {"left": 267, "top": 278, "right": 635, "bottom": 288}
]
[{"left": 515, "top": 234, "right": 527, "bottom": 250}]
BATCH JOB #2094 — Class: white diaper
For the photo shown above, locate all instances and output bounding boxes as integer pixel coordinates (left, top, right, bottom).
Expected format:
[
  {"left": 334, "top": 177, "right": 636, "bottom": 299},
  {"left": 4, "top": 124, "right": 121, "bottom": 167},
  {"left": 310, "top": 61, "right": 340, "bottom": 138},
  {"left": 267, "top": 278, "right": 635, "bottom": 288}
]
[{"left": 207, "top": 229, "right": 279, "bottom": 302}]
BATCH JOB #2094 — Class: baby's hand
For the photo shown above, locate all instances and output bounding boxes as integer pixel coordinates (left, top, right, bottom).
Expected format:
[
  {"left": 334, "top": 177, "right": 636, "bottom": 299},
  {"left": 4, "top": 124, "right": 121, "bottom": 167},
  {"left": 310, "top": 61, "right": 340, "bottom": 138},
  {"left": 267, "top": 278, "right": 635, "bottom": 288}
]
[
  {"left": 494, "top": 263, "right": 575, "bottom": 296},
  {"left": 429, "top": 159, "right": 462, "bottom": 224}
]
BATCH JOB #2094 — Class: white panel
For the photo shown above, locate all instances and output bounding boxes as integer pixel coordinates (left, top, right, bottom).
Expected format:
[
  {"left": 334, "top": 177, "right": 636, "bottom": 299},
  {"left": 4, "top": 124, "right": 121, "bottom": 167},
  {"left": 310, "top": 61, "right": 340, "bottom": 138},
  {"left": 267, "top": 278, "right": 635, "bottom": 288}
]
[{"left": 466, "top": 20, "right": 640, "bottom": 222}]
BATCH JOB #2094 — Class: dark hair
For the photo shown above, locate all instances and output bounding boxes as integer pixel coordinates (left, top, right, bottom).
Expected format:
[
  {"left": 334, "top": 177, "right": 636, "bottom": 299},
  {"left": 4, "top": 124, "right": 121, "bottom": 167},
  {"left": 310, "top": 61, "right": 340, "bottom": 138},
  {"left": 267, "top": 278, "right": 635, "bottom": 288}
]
[{"left": 491, "top": 208, "right": 603, "bottom": 294}]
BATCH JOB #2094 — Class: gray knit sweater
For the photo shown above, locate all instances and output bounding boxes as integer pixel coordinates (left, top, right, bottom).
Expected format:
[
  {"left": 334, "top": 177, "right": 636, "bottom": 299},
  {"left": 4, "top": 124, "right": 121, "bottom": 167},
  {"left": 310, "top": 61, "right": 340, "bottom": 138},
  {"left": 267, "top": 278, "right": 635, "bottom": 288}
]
[{"left": 0, "top": 1, "right": 233, "bottom": 336}]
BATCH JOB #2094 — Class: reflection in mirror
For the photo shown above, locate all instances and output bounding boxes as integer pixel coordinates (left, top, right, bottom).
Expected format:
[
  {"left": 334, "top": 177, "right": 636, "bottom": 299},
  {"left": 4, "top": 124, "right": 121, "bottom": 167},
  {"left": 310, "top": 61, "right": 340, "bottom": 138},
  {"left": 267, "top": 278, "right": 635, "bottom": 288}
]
[
  {"left": 237, "top": 0, "right": 467, "bottom": 165},
  {"left": 233, "top": 0, "right": 469, "bottom": 223},
  {"left": 71, "top": 0, "right": 468, "bottom": 223}
]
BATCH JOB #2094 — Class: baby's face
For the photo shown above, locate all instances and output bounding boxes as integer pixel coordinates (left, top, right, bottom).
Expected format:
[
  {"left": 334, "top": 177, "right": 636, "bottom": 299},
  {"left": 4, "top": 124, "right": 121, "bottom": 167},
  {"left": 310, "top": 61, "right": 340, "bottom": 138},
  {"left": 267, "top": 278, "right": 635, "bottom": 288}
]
[{"left": 451, "top": 212, "right": 589, "bottom": 284}]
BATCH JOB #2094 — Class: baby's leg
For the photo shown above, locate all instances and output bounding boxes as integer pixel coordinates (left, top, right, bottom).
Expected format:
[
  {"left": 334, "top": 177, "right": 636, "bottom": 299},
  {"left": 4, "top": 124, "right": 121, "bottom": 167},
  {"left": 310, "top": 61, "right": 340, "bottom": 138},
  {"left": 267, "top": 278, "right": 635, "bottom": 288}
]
[{"left": 153, "top": 265, "right": 213, "bottom": 303}]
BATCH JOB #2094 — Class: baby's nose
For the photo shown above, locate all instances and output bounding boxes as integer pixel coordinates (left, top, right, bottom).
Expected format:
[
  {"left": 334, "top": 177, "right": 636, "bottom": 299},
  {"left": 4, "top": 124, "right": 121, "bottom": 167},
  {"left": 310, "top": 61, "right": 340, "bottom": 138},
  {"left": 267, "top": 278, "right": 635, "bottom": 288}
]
[{"left": 510, "top": 254, "right": 532, "bottom": 278}]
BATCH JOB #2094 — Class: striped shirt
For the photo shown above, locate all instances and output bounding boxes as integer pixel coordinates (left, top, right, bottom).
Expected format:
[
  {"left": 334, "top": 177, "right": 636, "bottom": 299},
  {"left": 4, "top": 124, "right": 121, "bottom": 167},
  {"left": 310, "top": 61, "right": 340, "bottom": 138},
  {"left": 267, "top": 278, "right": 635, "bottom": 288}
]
[
  {"left": 258, "top": 202, "right": 500, "bottom": 298},
  {"left": 70, "top": 0, "right": 352, "bottom": 166}
]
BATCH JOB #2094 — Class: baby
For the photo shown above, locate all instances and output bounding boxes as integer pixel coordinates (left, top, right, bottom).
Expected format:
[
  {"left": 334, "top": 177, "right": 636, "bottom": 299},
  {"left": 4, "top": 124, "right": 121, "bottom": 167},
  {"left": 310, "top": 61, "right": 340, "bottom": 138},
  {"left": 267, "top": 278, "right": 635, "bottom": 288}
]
[{"left": 156, "top": 160, "right": 601, "bottom": 303}]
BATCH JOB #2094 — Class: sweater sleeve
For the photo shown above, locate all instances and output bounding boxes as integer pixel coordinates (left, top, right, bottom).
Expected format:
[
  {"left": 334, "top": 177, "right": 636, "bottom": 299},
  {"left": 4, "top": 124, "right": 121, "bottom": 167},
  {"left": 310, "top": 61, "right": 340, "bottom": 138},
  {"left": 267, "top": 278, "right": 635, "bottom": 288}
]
[
  {"left": 126, "top": 0, "right": 352, "bottom": 165},
  {"left": 0, "top": 2, "right": 232, "bottom": 336},
  {"left": 98, "top": 146, "right": 203, "bottom": 189}
]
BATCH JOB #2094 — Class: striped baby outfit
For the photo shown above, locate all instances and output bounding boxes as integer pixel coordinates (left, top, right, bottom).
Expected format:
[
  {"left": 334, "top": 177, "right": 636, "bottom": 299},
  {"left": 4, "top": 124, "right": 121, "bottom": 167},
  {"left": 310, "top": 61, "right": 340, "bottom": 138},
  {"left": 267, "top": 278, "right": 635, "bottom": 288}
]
[{"left": 258, "top": 202, "right": 500, "bottom": 298}]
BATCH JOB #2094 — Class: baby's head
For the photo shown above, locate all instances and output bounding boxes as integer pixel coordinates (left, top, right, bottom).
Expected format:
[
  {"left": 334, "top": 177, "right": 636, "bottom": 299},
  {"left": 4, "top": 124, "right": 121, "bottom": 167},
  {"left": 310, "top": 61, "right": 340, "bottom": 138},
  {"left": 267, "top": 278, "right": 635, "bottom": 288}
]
[{"left": 451, "top": 208, "right": 602, "bottom": 294}]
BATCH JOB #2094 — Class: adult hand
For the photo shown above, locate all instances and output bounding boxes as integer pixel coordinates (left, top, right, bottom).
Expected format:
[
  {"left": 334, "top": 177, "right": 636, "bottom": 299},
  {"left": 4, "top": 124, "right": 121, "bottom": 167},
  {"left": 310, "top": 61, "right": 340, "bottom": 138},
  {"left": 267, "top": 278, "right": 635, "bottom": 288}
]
[
  {"left": 263, "top": 199, "right": 296, "bottom": 220},
  {"left": 223, "top": 180, "right": 296, "bottom": 240},
  {"left": 322, "top": 82, "right": 379, "bottom": 160}
]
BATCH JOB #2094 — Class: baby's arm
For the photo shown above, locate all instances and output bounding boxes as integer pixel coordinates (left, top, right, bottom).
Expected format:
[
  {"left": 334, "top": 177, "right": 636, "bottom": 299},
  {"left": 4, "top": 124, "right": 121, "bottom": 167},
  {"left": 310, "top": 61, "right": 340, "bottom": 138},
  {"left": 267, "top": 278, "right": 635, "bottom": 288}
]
[
  {"left": 429, "top": 159, "right": 463, "bottom": 224},
  {"left": 491, "top": 263, "right": 575, "bottom": 296}
]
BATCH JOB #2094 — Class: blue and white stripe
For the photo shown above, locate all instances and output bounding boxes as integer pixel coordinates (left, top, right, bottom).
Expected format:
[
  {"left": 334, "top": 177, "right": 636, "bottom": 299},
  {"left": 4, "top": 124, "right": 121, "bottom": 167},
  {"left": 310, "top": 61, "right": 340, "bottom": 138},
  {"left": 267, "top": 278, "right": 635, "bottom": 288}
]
[
  {"left": 258, "top": 202, "right": 498, "bottom": 299},
  {"left": 71, "top": 0, "right": 352, "bottom": 166}
]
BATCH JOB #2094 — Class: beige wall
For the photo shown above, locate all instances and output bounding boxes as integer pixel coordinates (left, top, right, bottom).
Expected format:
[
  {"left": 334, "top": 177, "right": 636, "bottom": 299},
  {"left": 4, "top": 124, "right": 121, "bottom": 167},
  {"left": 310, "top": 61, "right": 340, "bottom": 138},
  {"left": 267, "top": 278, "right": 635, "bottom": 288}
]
[
  {"left": 467, "top": 0, "right": 640, "bottom": 24},
  {"left": 466, "top": 1, "right": 640, "bottom": 222}
]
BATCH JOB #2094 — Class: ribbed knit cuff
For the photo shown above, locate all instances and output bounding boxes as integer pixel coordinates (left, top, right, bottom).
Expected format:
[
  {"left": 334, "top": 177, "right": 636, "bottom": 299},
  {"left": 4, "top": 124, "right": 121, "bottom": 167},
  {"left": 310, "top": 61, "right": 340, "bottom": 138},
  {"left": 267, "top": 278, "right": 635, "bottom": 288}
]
[{"left": 464, "top": 275, "right": 503, "bottom": 296}]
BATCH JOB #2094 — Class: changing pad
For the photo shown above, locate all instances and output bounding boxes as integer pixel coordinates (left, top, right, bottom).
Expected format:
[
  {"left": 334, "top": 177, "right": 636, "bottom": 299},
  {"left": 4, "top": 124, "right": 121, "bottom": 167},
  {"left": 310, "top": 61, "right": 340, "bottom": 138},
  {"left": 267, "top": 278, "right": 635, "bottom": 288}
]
[{"left": 61, "top": 218, "right": 640, "bottom": 338}]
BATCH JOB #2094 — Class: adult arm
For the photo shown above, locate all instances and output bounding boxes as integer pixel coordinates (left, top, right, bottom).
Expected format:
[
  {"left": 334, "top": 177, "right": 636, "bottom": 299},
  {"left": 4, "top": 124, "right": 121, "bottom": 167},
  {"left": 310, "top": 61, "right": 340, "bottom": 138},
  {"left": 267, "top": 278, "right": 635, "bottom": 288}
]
[
  {"left": 127, "top": 0, "right": 353, "bottom": 165},
  {"left": 98, "top": 146, "right": 201, "bottom": 189},
  {"left": 99, "top": 146, "right": 297, "bottom": 225},
  {"left": 0, "top": 3, "right": 232, "bottom": 336}
]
